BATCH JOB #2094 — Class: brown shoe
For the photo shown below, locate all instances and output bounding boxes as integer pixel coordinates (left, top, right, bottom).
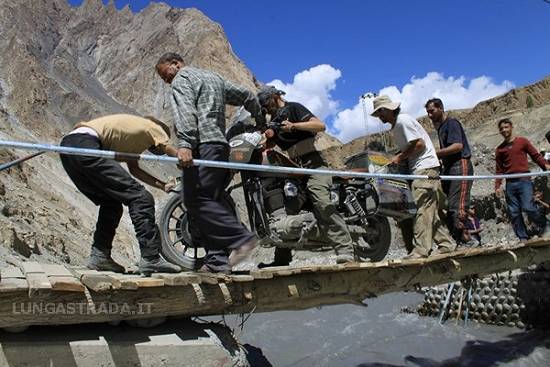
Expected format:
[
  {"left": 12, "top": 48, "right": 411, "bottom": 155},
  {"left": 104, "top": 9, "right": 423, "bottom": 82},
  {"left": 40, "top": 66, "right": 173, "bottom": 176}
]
[{"left": 229, "top": 239, "right": 257, "bottom": 267}]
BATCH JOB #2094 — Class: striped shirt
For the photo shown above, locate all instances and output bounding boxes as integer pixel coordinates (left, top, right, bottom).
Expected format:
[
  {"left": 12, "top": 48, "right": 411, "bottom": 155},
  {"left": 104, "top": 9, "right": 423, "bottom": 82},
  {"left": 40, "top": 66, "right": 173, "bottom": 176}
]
[{"left": 169, "top": 66, "right": 262, "bottom": 149}]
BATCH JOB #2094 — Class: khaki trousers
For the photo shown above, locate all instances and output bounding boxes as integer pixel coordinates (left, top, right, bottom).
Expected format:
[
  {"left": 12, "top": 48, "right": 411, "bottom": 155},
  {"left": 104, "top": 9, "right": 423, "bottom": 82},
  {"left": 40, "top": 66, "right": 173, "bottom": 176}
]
[
  {"left": 307, "top": 173, "right": 354, "bottom": 256},
  {"left": 411, "top": 168, "right": 455, "bottom": 256}
]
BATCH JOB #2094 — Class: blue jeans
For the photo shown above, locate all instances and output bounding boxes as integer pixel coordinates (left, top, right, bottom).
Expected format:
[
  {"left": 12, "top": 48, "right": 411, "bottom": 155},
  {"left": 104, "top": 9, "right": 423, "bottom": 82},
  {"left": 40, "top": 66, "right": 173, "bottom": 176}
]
[{"left": 505, "top": 180, "right": 545, "bottom": 240}]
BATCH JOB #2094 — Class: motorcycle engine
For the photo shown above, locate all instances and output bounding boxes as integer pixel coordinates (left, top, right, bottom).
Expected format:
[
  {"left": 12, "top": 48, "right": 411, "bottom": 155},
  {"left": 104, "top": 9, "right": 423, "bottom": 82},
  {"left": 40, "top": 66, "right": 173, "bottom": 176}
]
[
  {"left": 268, "top": 208, "right": 317, "bottom": 242},
  {"left": 259, "top": 178, "right": 316, "bottom": 246}
]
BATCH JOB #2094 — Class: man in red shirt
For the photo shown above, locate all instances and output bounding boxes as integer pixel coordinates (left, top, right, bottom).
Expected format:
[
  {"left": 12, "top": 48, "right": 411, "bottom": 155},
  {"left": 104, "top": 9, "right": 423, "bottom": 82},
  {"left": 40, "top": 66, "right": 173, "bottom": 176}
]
[{"left": 495, "top": 119, "right": 550, "bottom": 241}]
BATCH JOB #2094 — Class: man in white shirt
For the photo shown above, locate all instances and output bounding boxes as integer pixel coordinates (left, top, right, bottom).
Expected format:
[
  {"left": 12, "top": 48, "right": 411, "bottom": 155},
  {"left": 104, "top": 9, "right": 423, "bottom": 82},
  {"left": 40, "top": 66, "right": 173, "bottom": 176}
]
[{"left": 371, "top": 95, "right": 455, "bottom": 258}]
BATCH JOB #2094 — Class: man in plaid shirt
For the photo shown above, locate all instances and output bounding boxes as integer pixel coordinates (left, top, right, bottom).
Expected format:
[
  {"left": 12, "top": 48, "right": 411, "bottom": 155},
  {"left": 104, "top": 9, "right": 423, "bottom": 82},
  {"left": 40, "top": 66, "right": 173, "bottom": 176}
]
[{"left": 156, "top": 52, "right": 265, "bottom": 273}]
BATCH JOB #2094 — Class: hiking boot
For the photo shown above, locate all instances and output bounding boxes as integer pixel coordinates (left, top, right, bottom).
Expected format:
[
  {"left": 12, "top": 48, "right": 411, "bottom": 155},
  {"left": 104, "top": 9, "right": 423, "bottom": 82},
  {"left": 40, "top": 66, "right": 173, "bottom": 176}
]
[
  {"left": 138, "top": 256, "right": 181, "bottom": 276},
  {"left": 258, "top": 247, "right": 292, "bottom": 268},
  {"left": 197, "top": 264, "right": 231, "bottom": 275},
  {"left": 87, "top": 248, "right": 125, "bottom": 273},
  {"left": 431, "top": 247, "right": 456, "bottom": 256},
  {"left": 336, "top": 254, "right": 355, "bottom": 264},
  {"left": 457, "top": 238, "right": 475, "bottom": 248},
  {"left": 258, "top": 260, "right": 290, "bottom": 269},
  {"left": 229, "top": 239, "right": 257, "bottom": 267},
  {"left": 403, "top": 252, "right": 428, "bottom": 260},
  {"left": 334, "top": 241, "right": 357, "bottom": 264}
]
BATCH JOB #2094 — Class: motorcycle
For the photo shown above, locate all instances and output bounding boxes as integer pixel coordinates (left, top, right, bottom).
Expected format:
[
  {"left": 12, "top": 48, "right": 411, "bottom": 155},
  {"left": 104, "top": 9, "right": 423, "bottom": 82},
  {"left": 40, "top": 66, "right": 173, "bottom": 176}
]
[{"left": 158, "top": 108, "right": 416, "bottom": 269}]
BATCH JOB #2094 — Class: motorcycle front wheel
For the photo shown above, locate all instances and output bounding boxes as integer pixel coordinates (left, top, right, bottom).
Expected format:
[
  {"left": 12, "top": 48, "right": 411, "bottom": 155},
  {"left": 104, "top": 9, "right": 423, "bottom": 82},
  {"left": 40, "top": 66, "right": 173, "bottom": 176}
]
[
  {"left": 158, "top": 192, "right": 205, "bottom": 270},
  {"left": 354, "top": 215, "right": 392, "bottom": 262}
]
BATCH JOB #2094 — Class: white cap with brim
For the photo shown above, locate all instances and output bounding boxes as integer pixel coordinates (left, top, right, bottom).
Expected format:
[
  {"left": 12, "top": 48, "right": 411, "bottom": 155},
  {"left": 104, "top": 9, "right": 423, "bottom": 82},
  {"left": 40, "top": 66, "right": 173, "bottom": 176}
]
[{"left": 370, "top": 95, "right": 401, "bottom": 116}]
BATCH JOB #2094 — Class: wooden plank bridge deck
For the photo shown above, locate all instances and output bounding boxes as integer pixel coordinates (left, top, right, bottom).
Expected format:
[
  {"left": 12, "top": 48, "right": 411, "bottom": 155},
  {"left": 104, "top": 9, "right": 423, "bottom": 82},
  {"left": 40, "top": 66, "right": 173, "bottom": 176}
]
[{"left": 1, "top": 238, "right": 550, "bottom": 330}]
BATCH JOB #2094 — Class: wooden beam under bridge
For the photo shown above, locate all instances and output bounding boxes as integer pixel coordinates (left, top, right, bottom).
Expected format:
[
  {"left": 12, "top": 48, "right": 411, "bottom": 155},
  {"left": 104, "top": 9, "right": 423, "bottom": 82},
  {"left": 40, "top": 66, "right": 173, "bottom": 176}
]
[{"left": 1, "top": 239, "right": 549, "bottom": 329}]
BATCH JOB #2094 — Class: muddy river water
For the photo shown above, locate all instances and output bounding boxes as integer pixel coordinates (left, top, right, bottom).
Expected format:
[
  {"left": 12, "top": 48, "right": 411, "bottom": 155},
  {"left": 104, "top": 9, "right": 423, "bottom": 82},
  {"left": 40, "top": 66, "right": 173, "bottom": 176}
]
[{"left": 213, "top": 292, "right": 550, "bottom": 367}]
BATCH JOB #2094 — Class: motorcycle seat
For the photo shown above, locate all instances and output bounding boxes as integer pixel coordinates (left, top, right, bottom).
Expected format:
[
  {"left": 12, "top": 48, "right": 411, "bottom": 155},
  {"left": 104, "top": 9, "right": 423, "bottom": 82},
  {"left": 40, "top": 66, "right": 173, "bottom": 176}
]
[{"left": 266, "top": 149, "right": 301, "bottom": 168}]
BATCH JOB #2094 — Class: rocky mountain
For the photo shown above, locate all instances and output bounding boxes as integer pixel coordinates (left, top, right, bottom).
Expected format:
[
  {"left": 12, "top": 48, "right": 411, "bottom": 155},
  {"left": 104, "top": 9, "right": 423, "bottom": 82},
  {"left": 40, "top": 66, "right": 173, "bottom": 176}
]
[{"left": 0, "top": 0, "right": 263, "bottom": 268}]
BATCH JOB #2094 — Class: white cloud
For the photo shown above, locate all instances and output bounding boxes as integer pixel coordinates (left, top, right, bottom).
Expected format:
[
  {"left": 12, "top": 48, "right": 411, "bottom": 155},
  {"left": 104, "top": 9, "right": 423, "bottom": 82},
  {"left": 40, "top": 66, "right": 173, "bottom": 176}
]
[
  {"left": 330, "top": 100, "right": 392, "bottom": 143},
  {"left": 379, "top": 72, "right": 515, "bottom": 118},
  {"left": 334, "top": 72, "right": 514, "bottom": 142},
  {"left": 267, "top": 64, "right": 341, "bottom": 120},
  {"left": 266, "top": 67, "right": 514, "bottom": 143}
]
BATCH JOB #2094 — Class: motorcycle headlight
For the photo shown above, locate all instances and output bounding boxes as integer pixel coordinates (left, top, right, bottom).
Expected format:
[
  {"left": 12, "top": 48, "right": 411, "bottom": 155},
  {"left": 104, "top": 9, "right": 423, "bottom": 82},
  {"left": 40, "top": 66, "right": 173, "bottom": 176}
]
[
  {"left": 330, "top": 190, "right": 339, "bottom": 204},
  {"left": 283, "top": 181, "right": 299, "bottom": 197}
]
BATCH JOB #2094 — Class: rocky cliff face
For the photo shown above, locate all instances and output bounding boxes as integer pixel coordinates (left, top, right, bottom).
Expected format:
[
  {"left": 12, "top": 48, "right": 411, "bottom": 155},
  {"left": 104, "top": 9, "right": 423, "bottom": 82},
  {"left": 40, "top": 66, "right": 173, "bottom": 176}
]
[
  {"left": 0, "top": 0, "right": 548, "bottom": 268},
  {"left": 0, "top": 0, "right": 262, "bottom": 267},
  {"left": 0, "top": 0, "right": 258, "bottom": 134}
]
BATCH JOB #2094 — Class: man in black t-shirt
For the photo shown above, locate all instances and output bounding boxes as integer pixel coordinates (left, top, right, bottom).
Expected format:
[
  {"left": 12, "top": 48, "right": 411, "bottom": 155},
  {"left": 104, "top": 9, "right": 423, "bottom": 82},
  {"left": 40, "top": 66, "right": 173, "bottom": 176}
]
[
  {"left": 256, "top": 86, "right": 356, "bottom": 266},
  {"left": 426, "top": 98, "right": 474, "bottom": 245}
]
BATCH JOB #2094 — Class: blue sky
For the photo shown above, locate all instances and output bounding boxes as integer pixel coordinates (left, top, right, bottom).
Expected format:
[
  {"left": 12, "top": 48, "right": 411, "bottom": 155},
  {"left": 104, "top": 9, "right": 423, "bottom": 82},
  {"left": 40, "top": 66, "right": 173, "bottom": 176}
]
[{"left": 69, "top": 0, "right": 550, "bottom": 141}]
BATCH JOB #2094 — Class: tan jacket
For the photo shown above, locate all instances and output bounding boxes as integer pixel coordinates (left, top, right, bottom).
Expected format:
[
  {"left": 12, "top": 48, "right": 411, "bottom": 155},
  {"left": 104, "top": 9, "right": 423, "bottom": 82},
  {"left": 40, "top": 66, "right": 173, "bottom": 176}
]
[{"left": 78, "top": 114, "right": 169, "bottom": 154}]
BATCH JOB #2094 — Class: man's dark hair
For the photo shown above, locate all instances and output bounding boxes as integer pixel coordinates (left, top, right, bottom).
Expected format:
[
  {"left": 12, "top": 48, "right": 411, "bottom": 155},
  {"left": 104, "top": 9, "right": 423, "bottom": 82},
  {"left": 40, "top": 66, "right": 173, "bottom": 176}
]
[
  {"left": 257, "top": 85, "right": 285, "bottom": 107},
  {"left": 545, "top": 130, "right": 550, "bottom": 142},
  {"left": 425, "top": 98, "right": 444, "bottom": 110},
  {"left": 156, "top": 52, "right": 184, "bottom": 67},
  {"left": 498, "top": 118, "right": 513, "bottom": 128}
]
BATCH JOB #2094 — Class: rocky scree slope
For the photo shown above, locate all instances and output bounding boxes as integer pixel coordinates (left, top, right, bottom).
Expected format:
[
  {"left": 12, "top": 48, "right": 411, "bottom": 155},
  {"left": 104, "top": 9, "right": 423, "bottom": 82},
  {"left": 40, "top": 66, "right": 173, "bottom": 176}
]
[{"left": 0, "top": 0, "right": 262, "bottom": 268}]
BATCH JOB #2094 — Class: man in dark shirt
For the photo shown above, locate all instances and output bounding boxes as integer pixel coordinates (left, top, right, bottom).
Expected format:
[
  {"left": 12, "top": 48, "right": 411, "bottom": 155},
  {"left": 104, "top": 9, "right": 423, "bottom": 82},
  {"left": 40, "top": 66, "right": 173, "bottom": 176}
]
[
  {"left": 156, "top": 52, "right": 265, "bottom": 273},
  {"left": 425, "top": 98, "right": 474, "bottom": 244},
  {"left": 256, "top": 86, "right": 356, "bottom": 266},
  {"left": 495, "top": 118, "right": 550, "bottom": 241}
]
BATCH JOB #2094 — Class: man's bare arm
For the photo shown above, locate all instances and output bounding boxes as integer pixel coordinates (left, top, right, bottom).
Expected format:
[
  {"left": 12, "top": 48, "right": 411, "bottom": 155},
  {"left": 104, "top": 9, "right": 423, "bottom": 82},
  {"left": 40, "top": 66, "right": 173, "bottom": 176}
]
[
  {"left": 437, "top": 142, "right": 463, "bottom": 157},
  {"left": 281, "top": 116, "right": 326, "bottom": 133},
  {"left": 127, "top": 161, "right": 166, "bottom": 191},
  {"left": 392, "top": 139, "right": 425, "bottom": 164}
]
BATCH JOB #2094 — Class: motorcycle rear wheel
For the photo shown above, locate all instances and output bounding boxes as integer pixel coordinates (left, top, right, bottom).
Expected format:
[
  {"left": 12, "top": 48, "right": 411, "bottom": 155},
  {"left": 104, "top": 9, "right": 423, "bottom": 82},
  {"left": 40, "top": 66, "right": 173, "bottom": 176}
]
[{"left": 355, "top": 215, "right": 391, "bottom": 262}]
